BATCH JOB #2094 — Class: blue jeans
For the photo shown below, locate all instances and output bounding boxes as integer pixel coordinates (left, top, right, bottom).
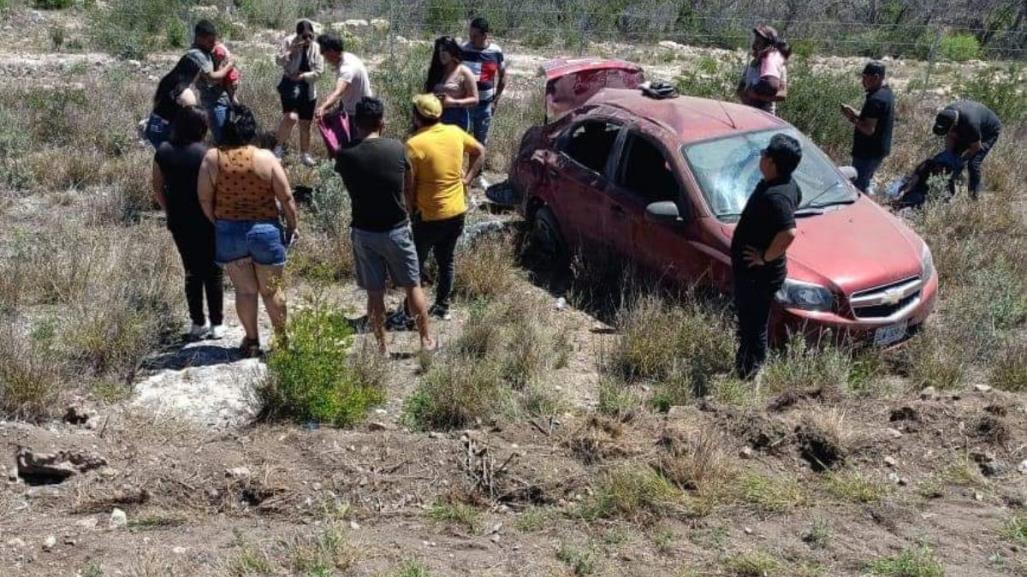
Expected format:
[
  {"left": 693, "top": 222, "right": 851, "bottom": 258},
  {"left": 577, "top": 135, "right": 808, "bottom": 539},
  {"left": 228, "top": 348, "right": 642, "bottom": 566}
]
[
  {"left": 207, "top": 102, "right": 230, "bottom": 145},
  {"left": 469, "top": 102, "right": 493, "bottom": 145},
  {"left": 440, "top": 107, "right": 471, "bottom": 132},
  {"left": 215, "top": 219, "right": 287, "bottom": 266},
  {"left": 144, "top": 113, "right": 170, "bottom": 148},
  {"left": 954, "top": 132, "right": 1000, "bottom": 197},
  {"left": 852, "top": 156, "right": 885, "bottom": 193}
]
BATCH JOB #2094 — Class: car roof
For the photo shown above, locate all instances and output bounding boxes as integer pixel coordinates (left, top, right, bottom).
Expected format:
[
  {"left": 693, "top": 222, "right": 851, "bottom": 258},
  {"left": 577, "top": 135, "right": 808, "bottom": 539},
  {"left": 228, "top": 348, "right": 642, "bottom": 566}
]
[{"left": 586, "top": 88, "right": 788, "bottom": 144}]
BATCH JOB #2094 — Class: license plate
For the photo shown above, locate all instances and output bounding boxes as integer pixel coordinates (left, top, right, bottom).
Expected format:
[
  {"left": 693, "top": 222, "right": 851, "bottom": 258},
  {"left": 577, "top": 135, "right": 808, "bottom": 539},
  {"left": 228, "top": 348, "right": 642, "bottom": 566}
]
[{"left": 874, "top": 321, "right": 908, "bottom": 347}]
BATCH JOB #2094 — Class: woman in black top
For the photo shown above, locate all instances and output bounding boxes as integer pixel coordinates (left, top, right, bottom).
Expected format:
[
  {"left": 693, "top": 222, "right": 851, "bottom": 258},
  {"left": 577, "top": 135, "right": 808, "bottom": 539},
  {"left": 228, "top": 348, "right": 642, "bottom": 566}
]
[
  {"left": 152, "top": 106, "right": 225, "bottom": 341},
  {"left": 144, "top": 55, "right": 202, "bottom": 148}
]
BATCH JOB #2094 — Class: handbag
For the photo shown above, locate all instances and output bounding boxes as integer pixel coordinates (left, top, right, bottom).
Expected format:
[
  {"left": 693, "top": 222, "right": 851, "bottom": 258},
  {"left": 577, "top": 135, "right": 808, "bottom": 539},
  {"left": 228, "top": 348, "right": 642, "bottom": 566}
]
[{"left": 318, "top": 109, "right": 351, "bottom": 157}]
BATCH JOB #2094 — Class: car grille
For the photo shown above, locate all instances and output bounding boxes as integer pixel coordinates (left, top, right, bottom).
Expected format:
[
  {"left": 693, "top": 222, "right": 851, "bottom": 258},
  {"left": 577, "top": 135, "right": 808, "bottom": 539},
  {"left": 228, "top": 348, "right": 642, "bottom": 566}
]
[{"left": 849, "top": 277, "right": 922, "bottom": 321}]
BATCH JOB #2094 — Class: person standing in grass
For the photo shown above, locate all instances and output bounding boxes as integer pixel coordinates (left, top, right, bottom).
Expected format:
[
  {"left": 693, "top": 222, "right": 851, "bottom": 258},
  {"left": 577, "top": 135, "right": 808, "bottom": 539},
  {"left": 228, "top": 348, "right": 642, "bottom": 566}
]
[
  {"left": 737, "top": 25, "right": 790, "bottom": 116},
  {"left": 426, "top": 36, "right": 479, "bottom": 132},
  {"left": 841, "top": 61, "right": 894, "bottom": 194},
  {"left": 393, "top": 94, "right": 485, "bottom": 324},
  {"left": 461, "top": 16, "right": 506, "bottom": 189},
  {"left": 931, "top": 100, "right": 1002, "bottom": 199},
  {"left": 731, "top": 134, "right": 802, "bottom": 380},
  {"left": 273, "top": 19, "right": 324, "bottom": 167},
  {"left": 335, "top": 97, "right": 435, "bottom": 354},
  {"left": 187, "top": 20, "right": 237, "bottom": 144},
  {"left": 198, "top": 105, "right": 299, "bottom": 358},
  {"left": 314, "top": 33, "right": 373, "bottom": 150},
  {"left": 152, "top": 106, "right": 224, "bottom": 341},
  {"left": 144, "top": 55, "right": 201, "bottom": 148}
]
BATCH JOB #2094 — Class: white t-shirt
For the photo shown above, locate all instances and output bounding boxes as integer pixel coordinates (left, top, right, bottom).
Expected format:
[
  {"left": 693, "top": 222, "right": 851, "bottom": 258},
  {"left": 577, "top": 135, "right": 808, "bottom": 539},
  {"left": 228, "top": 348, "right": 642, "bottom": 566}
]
[{"left": 335, "top": 52, "right": 373, "bottom": 115}]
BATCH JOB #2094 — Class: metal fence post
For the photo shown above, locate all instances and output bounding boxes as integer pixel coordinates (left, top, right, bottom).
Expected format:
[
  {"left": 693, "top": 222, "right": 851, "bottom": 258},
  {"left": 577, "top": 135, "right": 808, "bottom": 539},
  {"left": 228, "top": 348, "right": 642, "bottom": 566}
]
[{"left": 920, "top": 25, "right": 944, "bottom": 101}]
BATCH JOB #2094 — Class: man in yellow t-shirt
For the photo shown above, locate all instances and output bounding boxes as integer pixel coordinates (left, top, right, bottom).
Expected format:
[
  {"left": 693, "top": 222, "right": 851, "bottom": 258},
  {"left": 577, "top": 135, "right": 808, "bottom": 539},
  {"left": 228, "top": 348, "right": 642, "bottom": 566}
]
[{"left": 403, "top": 94, "right": 485, "bottom": 320}]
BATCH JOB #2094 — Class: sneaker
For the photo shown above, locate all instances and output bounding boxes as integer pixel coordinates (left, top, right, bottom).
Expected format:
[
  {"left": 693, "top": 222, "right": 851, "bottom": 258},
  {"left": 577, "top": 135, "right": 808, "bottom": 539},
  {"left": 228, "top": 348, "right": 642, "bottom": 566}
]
[
  {"left": 188, "top": 323, "right": 209, "bottom": 340},
  {"left": 272, "top": 145, "right": 285, "bottom": 159},
  {"left": 239, "top": 337, "right": 261, "bottom": 359},
  {"left": 476, "top": 175, "right": 490, "bottom": 190},
  {"left": 209, "top": 324, "right": 226, "bottom": 340},
  {"left": 429, "top": 304, "right": 452, "bottom": 321},
  {"left": 300, "top": 153, "right": 316, "bottom": 167},
  {"left": 385, "top": 310, "right": 415, "bottom": 331}
]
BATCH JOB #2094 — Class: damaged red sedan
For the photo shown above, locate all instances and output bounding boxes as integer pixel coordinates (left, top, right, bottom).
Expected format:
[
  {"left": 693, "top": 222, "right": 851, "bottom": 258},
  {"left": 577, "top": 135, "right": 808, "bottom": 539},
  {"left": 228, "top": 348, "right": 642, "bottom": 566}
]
[{"left": 510, "top": 59, "right": 938, "bottom": 345}]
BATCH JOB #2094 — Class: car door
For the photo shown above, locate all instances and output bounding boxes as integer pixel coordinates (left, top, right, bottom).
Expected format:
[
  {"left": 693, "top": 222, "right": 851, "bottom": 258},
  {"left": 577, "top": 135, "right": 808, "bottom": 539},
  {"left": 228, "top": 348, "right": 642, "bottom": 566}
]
[
  {"left": 546, "top": 118, "right": 624, "bottom": 250},
  {"left": 606, "top": 128, "right": 713, "bottom": 285}
]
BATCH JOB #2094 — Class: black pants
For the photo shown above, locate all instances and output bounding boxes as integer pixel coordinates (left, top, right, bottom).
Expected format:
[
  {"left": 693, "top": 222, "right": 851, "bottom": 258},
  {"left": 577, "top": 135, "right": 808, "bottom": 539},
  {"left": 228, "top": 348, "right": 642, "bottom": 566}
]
[
  {"left": 413, "top": 213, "right": 465, "bottom": 311},
  {"left": 957, "top": 132, "right": 1000, "bottom": 197},
  {"left": 733, "top": 273, "right": 779, "bottom": 380},
  {"left": 170, "top": 226, "right": 224, "bottom": 327}
]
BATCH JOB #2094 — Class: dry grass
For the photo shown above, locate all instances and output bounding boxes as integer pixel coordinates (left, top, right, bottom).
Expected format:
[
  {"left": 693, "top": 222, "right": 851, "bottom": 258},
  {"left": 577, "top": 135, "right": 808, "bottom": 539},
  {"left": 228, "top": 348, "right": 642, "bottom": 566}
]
[
  {"left": 797, "top": 409, "right": 858, "bottom": 471},
  {"left": 581, "top": 464, "right": 683, "bottom": 523},
  {"left": 0, "top": 320, "right": 64, "bottom": 420},
  {"left": 656, "top": 429, "right": 736, "bottom": 493},
  {"left": 990, "top": 339, "right": 1027, "bottom": 392},
  {"left": 824, "top": 470, "right": 890, "bottom": 504},
  {"left": 454, "top": 232, "right": 521, "bottom": 301}
]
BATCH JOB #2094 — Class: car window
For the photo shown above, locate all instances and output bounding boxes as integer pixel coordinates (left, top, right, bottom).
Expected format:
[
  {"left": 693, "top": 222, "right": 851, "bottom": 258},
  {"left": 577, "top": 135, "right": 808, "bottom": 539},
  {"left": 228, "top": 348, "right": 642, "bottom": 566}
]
[
  {"left": 561, "top": 120, "right": 620, "bottom": 175},
  {"left": 682, "top": 128, "right": 857, "bottom": 220},
  {"left": 616, "top": 133, "right": 681, "bottom": 205}
]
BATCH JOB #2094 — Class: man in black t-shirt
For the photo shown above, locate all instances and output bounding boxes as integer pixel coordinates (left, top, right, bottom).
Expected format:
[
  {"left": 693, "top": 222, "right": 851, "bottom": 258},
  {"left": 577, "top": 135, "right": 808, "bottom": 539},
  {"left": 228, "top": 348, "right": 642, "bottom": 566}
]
[
  {"left": 335, "top": 97, "right": 434, "bottom": 353},
  {"left": 730, "top": 133, "right": 803, "bottom": 380},
  {"left": 932, "top": 100, "right": 1002, "bottom": 198},
  {"left": 841, "top": 61, "right": 894, "bottom": 193}
]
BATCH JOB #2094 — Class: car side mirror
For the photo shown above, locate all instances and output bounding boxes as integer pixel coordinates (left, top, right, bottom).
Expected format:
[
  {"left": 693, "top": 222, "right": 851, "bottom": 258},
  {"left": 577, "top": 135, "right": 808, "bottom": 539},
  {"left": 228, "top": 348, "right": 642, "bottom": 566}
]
[
  {"left": 645, "top": 201, "right": 686, "bottom": 227},
  {"left": 838, "top": 166, "right": 858, "bottom": 181}
]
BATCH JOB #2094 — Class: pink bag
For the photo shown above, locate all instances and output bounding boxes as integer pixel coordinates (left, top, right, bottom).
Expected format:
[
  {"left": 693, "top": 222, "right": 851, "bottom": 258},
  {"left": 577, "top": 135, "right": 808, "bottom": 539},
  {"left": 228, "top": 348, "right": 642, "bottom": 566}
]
[{"left": 317, "top": 111, "right": 351, "bottom": 157}]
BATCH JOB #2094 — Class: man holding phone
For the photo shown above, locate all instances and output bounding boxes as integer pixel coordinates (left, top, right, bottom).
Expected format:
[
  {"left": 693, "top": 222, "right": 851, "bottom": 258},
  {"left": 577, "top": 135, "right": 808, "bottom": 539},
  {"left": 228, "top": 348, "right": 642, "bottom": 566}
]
[
  {"left": 273, "top": 20, "right": 325, "bottom": 167},
  {"left": 841, "top": 61, "right": 894, "bottom": 194}
]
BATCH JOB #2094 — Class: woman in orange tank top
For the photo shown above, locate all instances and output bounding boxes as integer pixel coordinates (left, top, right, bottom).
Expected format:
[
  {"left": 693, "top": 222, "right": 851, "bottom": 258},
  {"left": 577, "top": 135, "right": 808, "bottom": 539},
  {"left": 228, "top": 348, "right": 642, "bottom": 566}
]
[{"left": 198, "top": 105, "right": 299, "bottom": 357}]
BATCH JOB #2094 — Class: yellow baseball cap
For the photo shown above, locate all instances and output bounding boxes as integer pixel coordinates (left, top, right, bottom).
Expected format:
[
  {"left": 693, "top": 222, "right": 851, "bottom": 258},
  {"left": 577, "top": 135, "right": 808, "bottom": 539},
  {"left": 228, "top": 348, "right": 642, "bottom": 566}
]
[{"left": 412, "top": 93, "right": 442, "bottom": 120}]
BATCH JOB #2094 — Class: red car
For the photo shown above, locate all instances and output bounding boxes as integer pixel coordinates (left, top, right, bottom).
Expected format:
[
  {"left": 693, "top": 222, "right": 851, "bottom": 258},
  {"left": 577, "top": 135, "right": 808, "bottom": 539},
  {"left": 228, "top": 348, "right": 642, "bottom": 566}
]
[{"left": 510, "top": 59, "right": 937, "bottom": 346}]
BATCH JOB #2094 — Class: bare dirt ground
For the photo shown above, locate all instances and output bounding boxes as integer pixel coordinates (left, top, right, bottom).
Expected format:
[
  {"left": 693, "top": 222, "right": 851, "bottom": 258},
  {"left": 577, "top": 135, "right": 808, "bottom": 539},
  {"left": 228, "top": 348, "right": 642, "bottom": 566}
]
[{"left": 2, "top": 6, "right": 1026, "bottom": 577}]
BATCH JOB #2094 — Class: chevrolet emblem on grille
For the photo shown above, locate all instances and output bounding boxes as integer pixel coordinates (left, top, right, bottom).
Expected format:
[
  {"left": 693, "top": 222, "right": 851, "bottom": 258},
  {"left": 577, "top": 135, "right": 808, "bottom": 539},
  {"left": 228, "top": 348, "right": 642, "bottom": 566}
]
[{"left": 881, "top": 288, "right": 904, "bottom": 305}]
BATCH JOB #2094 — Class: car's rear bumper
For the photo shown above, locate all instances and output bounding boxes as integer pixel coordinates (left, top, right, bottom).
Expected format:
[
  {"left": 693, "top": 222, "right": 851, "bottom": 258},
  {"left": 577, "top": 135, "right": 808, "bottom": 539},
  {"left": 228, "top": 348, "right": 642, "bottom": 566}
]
[{"left": 772, "top": 273, "right": 939, "bottom": 346}]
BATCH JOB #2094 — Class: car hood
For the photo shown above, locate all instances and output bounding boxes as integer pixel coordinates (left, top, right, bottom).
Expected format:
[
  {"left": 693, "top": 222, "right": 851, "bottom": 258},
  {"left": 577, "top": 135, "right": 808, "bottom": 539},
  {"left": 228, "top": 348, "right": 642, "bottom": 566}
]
[{"left": 725, "top": 196, "right": 925, "bottom": 294}]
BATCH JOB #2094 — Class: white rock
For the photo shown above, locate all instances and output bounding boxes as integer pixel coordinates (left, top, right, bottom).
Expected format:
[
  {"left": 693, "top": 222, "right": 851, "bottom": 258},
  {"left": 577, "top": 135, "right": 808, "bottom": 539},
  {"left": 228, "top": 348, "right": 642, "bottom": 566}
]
[
  {"left": 226, "top": 466, "right": 251, "bottom": 480},
  {"left": 974, "top": 384, "right": 993, "bottom": 393},
  {"left": 42, "top": 536, "right": 57, "bottom": 551},
  {"left": 886, "top": 428, "right": 903, "bottom": 439},
  {"left": 1017, "top": 460, "right": 1027, "bottom": 474},
  {"left": 370, "top": 18, "right": 390, "bottom": 32},
  {"left": 884, "top": 456, "right": 898, "bottom": 467},
  {"left": 349, "top": 520, "right": 360, "bottom": 530},
  {"left": 110, "top": 508, "right": 128, "bottom": 529},
  {"left": 172, "top": 546, "right": 188, "bottom": 555},
  {"left": 76, "top": 517, "right": 98, "bottom": 530},
  {"left": 6, "top": 538, "right": 26, "bottom": 548},
  {"left": 888, "top": 472, "right": 901, "bottom": 484},
  {"left": 920, "top": 386, "right": 937, "bottom": 400}
]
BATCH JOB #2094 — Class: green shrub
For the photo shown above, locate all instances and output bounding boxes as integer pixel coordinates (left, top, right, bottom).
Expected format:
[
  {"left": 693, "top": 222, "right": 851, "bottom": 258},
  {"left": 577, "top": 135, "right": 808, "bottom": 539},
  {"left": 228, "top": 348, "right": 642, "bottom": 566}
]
[
  {"left": 867, "top": 546, "right": 944, "bottom": 577},
  {"left": 761, "top": 336, "right": 856, "bottom": 395},
  {"left": 405, "top": 359, "right": 509, "bottom": 430},
  {"left": 34, "top": 0, "right": 72, "bottom": 8},
  {"left": 260, "top": 301, "right": 384, "bottom": 427},
  {"left": 238, "top": 0, "right": 310, "bottom": 30},
  {"left": 373, "top": 44, "right": 434, "bottom": 141},
  {"left": 725, "top": 551, "right": 782, "bottom": 577},
  {"left": 581, "top": 465, "right": 681, "bottom": 522},
  {"left": 611, "top": 293, "right": 734, "bottom": 401},
  {"left": 990, "top": 339, "right": 1026, "bottom": 392},
  {"left": 424, "top": 0, "right": 464, "bottom": 35},
  {"left": 779, "top": 61, "right": 865, "bottom": 160},
  {"left": 940, "top": 33, "right": 981, "bottom": 62},
  {"left": 675, "top": 56, "right": 742, "bottom": 101},
  {"left": 959, "top": 64, "right": 1027, "bottom": 125},
  {"left": 88, "top": 0, "right": 188, "bottom": 59},
  {"left": 0, "top": 321, "right": 64, "bottom": 421}
]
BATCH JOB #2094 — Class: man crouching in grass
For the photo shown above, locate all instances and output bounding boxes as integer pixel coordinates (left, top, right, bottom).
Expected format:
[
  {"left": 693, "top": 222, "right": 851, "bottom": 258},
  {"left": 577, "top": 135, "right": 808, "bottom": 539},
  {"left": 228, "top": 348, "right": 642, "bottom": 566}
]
[{"left": 335, "top": 97, "right": 435, "bottom": 354}]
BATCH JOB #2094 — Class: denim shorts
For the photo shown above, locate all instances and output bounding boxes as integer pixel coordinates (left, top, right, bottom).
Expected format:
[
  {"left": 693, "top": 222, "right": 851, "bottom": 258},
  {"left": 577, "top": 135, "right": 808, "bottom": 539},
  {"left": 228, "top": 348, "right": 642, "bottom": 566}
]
[
  {"left": 215, "top": 219, "right": 286, "bottom": 266},
  {"left": 351, "top": 224, "right": 420, "bottom": 291},
  {"left": 144, "top": 113, "right": 170, "bottom": 148}
]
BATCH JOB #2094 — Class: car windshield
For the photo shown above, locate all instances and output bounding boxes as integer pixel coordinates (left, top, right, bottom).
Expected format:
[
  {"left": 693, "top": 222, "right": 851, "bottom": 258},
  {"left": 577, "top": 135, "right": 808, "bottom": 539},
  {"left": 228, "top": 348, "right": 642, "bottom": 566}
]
[{"left": 682, "top": 128, "right": 857, "bottom": 220}]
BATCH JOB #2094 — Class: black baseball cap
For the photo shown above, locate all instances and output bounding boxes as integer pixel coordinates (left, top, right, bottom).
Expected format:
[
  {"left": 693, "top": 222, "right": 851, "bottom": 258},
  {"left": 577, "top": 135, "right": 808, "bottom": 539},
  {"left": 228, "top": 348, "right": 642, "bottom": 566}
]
[
  {"left": 763, "top": 133, "right": 803, "bottom": 176},
  {"left": 861, "top": 61, "right": 886, "bottom": 77},
  {"left": 932, "top": 109, "right": 958, "bottom": 136}
]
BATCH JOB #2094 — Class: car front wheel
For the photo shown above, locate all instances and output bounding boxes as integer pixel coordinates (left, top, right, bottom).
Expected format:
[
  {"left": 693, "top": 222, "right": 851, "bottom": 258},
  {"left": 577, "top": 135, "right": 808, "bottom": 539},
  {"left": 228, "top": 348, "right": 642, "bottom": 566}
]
[{"left": 527, "top": 206, "right": 568, "bottom": 269}]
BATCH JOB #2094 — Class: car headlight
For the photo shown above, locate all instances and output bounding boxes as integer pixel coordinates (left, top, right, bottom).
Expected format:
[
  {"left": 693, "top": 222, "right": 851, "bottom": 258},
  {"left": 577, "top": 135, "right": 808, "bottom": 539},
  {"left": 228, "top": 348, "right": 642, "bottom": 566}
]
[
  {"left": 920, "top": 244, "right": 935, "bottom": 280},
  {"left": 775, "top": 279, "right": 834, "bottom": 311}
]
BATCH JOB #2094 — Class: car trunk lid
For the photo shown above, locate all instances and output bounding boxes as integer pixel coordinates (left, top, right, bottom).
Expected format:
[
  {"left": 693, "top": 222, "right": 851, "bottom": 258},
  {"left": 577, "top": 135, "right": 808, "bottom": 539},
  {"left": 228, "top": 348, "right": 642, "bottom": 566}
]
[{"left": 541, "top": 58, "right": 645, "bottom": 122}]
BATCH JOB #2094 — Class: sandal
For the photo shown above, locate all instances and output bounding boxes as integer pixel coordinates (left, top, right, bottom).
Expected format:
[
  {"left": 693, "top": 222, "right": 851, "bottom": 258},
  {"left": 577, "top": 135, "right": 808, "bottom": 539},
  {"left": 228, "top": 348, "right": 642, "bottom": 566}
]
[{"left": 239, "top": 337, "right": 261, "bottom": 359}]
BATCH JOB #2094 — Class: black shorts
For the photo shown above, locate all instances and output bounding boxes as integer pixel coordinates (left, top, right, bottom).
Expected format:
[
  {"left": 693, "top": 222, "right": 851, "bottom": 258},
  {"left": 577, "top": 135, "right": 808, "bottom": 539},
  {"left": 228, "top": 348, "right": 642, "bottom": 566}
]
[{"left": 281, "top": 94, "right": 316, "bottom": 121}]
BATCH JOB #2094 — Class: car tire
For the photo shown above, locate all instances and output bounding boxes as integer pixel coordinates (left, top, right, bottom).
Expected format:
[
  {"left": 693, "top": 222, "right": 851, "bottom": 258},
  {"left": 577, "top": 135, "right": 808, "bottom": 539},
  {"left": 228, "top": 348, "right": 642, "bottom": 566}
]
[{"left": 528, "top": 206, "right": 569, "bottom": 270}]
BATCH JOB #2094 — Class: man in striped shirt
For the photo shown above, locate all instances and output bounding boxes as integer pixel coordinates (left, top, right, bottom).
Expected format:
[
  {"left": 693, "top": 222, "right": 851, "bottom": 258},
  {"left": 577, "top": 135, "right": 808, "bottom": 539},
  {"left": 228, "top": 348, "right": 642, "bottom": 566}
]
[{"left": 462, "top": 17, "right": 507, "bottom": 188}]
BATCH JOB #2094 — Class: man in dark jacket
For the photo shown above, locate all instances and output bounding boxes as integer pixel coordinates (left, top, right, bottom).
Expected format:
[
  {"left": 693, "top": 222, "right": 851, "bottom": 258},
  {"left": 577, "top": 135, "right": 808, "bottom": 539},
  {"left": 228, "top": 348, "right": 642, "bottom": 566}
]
[
  {"left": 932, "top": 100, "right": 1002, "bottom": 198},
  {"left": 731, "top": 134, "right": 803, "bottom": 380},
  {"left": 841, "top": 61, "right": 894, "bottom": 193}
]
